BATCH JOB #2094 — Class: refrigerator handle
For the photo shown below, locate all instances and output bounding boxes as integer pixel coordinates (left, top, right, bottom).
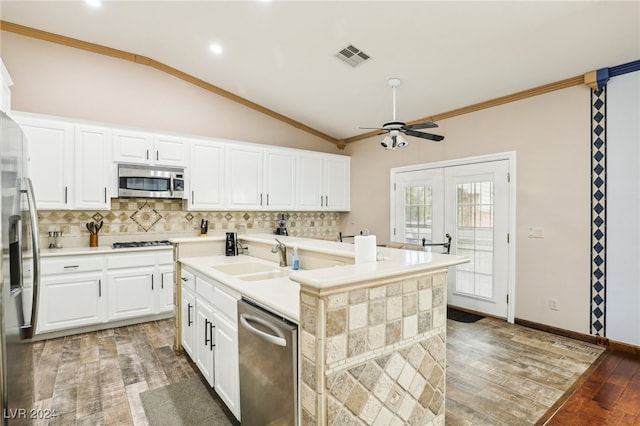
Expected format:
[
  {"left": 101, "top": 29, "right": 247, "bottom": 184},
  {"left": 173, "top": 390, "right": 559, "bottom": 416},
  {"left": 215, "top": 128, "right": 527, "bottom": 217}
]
[
  {"left": 22, "top": 177, "right": 40, "bottom": 339},
  {"left": 239, "top": 313, "right": 287, "bottom": 347}
]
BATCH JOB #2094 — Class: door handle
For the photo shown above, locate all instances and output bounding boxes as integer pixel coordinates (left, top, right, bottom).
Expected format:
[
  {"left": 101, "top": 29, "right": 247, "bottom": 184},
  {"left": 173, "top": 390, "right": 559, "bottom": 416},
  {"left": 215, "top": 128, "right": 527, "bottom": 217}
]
[
  {"left": 151, "top": 275, "right": 154, "bottom": 291},
  {"left": 22, "top": 178, "right": 41, "bottom": 339},
  {"left": 209, "top": 322, "right": 215, "bottom": 350},
  {"left": 98, "top": 279, "right": 102, "bottom": 297},
  {"left": 205, "top": 318, "right": 211, "bottom": 346},
  {"left": 146, "top": 149, "right": 149, "bottom": 160},
  {"left": 104, "top": 187, "right": 107, "bottom": 204},
  {"left": 240, "top": 313, "right": 287, "bottom": 347},
  {"left": 187, "top": 303, "right": 193, "bottom": 326},
  {"left": 161, "top": 273, "right": 164, "bottom": 289}
]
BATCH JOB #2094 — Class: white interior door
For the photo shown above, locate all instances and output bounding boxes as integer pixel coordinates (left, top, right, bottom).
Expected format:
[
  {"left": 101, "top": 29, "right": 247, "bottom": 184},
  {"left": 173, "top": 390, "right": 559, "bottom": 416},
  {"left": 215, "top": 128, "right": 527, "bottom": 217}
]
[{"left": 393, "top": 159, "right": 510, "bottom": 319}]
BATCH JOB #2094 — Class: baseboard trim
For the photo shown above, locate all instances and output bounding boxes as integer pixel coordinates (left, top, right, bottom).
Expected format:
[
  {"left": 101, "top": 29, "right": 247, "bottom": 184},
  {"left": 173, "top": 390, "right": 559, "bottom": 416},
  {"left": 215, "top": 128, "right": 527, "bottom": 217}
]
[
  {"left": 607, "top": 338, "right": 640, "bottom": 355},
  {"left": 514, "top": 318, "right": 604, "bottom": 346}
]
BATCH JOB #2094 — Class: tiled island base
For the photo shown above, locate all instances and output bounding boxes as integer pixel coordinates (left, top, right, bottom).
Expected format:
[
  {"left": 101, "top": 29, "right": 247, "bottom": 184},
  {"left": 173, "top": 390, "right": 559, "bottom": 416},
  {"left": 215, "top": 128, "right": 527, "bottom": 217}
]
[{"left": 299, "top": 270, "right": 448, "bottom": 426}]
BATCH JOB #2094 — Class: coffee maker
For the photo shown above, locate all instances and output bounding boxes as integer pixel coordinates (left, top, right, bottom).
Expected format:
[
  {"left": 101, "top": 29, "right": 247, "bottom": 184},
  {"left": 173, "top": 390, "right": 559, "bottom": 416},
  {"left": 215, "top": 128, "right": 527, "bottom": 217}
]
[
  {"left": 275, "top": 213, "right": 288, "bottom": 236},
  {"left": 225, "top": 232, "right": 238, "bottom": 256}
]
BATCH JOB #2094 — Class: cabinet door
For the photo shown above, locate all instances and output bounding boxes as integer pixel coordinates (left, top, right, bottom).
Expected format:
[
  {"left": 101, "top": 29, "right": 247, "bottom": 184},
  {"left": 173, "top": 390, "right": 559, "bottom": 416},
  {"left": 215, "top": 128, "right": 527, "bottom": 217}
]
[
  {"left": 154, "top": 134, "right": 187, "bottom": 167},
  {"left": 214, "top": 312, "right": 240, "bottom": 419},
  {"left": 226, "top": 145, "right": 263, "bottom": 209},
  {"left": 263, "top": 149, "right": 296, "bottom": 211},
  {"left": 196, "top": 300, "right": 215, "bottom": 387},
  {"left": 189, "top": 139, "right": 225, "bottom": 210},
  {"left": 19, "top": 117, "right": 73, "bottom": 209},
  {"left": 325, "top": 155, "right": 351, "bottom": 211},
  {"left": 74, "top": 125, "right": 111, "bottom": 209},
  {"left": 181, "top": 287, "right": 196, "bottom": 358},
  {"left": 107, "top": 268, "right": 155, "bottom": 320},
  {"left": 158, "top": 267, "right": 174, "bottom": 314},
  {"left": 37, "top": 274, "right": 104, "bottom": 333},
  {"left": 297, "top": 153, "right": 324, "bottom": 210},
  {"left": 112, "top": 129, "right": 153, "bottom": 164}
]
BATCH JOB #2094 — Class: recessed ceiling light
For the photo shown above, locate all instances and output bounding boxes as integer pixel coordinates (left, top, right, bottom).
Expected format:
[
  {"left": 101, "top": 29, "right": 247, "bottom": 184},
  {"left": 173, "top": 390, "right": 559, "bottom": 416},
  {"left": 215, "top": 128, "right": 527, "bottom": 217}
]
[
  {"left": 85, "top": 0, "right": 101, "bottom": 7},
  {"left": 209, "top": 43, "right": 223, "bottom": 55}
]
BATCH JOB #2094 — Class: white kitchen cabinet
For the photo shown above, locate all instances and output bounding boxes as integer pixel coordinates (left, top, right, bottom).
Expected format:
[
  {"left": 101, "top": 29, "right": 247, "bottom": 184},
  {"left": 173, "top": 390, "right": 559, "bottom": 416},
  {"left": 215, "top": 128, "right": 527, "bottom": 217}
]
[
  {"left": 74, "top": 125, "right": 111, "bottom": 209},
  {"left": 1, "top": 59, "right": 13, "bottom": 114},
  {"left": 188, "top": 139, "right": 225, "bottom": 210},
  {"left": 226, "top": 144, "right": 296, "bottom": 211},
  {"left": 106, "top": 252, "right": 171, "bottom": 320},
  {"left": 17, "top": 115, "right": 74, "bottom": 210},
  {"left": 196, "top": 298, "right": 215, "bottom": 387},
  {"left": 297, "top": 152, "right": 350, "bottom": 211},
  {"left": 213, "top": 311, "right": 239, "bottom": 418},
  {"left": 37, "top": 256, "right": 106, "bottom": 334},
  {"left": 180, "top": 270, "right": 196, "bottom": 358},
  {"left": 113, "top": 128, "right": 187, "bottom": 167},
  {"left": 107, "top": 267, "right": 156, "bottom": 321},
  {"left": 158, "top": 256, "right": 174, "bottom": 313},
  {"left": 263, "top": 148, "right": 296, "bottom": 210},
  {"left": 180, "top": 266, "right": 240, "bottom": 419}
]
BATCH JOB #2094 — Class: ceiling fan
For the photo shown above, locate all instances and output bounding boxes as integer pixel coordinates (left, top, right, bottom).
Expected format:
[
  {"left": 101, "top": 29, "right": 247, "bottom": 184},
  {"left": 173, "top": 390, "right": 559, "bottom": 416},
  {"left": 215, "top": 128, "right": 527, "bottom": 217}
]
[{"left": 361, "top": 78, "right": 444, "bottom": 150}]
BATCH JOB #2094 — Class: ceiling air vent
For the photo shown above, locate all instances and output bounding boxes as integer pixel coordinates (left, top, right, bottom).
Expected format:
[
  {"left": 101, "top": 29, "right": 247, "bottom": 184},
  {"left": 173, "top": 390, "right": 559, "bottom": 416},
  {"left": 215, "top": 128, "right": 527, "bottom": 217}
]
[{"left": 336, "top": 45, "right": 371, "bottom": 68}]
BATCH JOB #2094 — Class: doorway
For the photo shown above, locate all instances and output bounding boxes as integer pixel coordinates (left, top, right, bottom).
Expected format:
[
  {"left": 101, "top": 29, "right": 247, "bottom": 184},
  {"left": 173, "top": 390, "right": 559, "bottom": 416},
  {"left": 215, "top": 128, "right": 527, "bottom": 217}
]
[{"left": 391, "top": 153, "right": 515, "bottom": 321}]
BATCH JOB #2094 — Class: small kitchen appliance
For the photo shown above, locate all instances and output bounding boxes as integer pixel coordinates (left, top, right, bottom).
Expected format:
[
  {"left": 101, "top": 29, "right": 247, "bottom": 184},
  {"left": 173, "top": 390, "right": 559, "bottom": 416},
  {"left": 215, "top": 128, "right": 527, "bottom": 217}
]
[
  {"left": 226, "top": 232, "right": 238, "bottom": 256},
  {"left": 275, "top": 213, "right": 288, "bottom": 236}
]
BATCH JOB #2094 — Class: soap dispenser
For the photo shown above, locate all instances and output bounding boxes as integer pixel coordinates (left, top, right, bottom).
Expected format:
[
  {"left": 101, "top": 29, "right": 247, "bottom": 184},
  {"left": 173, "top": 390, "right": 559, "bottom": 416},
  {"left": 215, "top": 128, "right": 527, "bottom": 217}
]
[{"left": 292, "top": 245, "right": 300, "bottom": 270}]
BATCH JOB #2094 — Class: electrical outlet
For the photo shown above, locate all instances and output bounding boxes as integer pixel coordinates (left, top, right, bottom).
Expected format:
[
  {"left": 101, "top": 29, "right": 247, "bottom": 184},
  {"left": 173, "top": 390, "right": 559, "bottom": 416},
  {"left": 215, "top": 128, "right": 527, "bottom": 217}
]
[
  {"left": 80, "top": 221, "right": 88, "bottom": 230},
  {"left": 549, "top": 298, "right": 558, "bottom": 311}
]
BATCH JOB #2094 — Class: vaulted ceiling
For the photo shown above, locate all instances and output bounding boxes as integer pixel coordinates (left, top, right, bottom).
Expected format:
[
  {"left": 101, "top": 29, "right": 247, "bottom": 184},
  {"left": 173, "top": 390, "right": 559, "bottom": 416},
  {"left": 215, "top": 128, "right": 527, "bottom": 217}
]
[{"left": 1, "top": 1, "right": 638, "bottom": 147}]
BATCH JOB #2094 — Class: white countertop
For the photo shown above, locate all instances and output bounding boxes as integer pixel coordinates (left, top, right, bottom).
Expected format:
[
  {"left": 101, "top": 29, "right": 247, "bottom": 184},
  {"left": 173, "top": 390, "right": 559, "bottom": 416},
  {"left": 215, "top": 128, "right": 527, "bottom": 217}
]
[
  {"left": 179, "top": 254, "right": 300, "bottom": 323},
  {"left": 41, "top": 244, "right": 172, "bottom": 257}
]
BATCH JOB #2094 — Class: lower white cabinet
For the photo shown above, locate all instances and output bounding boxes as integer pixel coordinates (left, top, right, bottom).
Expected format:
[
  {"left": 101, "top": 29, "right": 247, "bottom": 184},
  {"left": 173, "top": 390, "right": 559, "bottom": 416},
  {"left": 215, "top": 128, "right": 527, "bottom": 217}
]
[
  {"left": 196, "top": 298, "right": 215, "bottom": 387},
  {"left": 180, "top": 266, "right": 241, "bottom": 420},
  {"left": 38, "top": 249, "right": 173, "bottom": 335},
  {"left": 180, "top": 270, "right": 196, "bottom": 358}
]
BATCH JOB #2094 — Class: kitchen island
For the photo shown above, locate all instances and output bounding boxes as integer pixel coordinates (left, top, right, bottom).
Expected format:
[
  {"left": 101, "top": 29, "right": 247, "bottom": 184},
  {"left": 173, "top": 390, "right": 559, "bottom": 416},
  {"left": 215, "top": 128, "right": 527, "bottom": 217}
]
[{"left": 172, "top": 234, "right": 468, "bottom": 426}]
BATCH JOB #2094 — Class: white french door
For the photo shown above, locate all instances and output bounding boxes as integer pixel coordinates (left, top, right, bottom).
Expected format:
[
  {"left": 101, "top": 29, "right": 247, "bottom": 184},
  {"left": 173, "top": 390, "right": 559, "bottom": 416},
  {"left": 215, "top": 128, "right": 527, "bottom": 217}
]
[{"left": 393, "top": 159, "right": 511, "bottom": 319}]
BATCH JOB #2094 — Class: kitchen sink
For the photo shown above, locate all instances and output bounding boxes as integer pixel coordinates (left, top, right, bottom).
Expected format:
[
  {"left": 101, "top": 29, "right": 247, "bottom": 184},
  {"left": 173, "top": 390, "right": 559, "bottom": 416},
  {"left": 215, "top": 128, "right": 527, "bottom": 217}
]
[
  {"left": 211, "top": 262, "right": 278, "bottom": 276},
  {"left": 236, "top": 270, "right": 290, "bottom": 281}
]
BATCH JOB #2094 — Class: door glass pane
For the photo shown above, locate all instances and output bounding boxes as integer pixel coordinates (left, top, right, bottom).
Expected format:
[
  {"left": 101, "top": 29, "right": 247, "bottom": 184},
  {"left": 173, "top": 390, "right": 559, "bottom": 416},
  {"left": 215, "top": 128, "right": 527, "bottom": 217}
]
[
  {"left": 404, "top": 185, "right": 432, "bottom": 245},
  {"left": 455, "top": 181, "right": 494, "bottom": 298}
]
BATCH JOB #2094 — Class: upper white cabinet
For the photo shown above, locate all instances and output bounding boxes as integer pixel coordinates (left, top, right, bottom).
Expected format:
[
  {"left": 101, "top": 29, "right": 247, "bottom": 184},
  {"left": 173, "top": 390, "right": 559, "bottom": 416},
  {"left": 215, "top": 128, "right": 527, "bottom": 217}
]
[
  {"left": 17, "top": 115, "right": 74, "bottom": 210},
  {"left": 297, "top": 152, "right": 350, "bottom": 211},
  {"left": 1, "top": 59, "right": 13, "bottom": 114},
  {"left": 113, "top": 129, "right": 188, "bottom": 167},
  {"left": 226, "top": 145, "right": 296, "bottom": 211},
  {"left": 188, "top": 138, "right": 225, "bottom": 210},
  {"left": 74, "top": 125, "right": 111, "bottom": 210}
]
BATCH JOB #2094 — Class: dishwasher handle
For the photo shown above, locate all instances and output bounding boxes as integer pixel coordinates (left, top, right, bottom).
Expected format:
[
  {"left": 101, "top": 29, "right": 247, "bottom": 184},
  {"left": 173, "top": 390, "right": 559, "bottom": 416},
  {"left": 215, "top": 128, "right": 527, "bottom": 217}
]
[{"left": 240, "top": 313, "right": 287, "bottom": 347}]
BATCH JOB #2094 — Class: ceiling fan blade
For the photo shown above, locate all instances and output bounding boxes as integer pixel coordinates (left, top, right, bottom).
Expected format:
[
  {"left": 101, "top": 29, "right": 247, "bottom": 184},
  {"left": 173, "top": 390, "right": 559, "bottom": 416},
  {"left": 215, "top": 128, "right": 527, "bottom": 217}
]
[
  {"left": 359, "top": 126, "right": 386, "bottom": 130},
  {"left": 403, "top": 129, "right": 445, "bottom": 142},
  {"left": 405, "top": 122, "right": 438, "bottom": 130}
]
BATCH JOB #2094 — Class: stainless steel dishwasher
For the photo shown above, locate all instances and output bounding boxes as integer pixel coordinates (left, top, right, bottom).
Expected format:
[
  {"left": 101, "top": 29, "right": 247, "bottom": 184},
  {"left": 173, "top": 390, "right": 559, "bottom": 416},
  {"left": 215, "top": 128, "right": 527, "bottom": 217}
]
[{"left": 238, "top": 298, "right": 298, "bottom": 426}]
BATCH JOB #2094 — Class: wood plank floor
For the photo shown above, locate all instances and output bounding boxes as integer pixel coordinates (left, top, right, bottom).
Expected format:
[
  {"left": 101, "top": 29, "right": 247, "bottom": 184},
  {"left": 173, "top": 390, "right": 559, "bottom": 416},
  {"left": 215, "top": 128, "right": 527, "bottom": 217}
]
[
  {"left": 446, "top": 316, "right": 605, "bottom": 426},
  {"left": 24, "top": 317, "right": 614, "bottom": 425},
  {"left": 542, "top": 349, "right": 640, "bottom": 425}
]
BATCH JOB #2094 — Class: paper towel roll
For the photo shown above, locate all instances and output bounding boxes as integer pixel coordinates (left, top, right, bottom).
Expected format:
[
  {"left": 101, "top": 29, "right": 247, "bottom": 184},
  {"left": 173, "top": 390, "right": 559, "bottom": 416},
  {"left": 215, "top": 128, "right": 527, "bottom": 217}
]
[{"left": 355, "top": 235, "right": 377, "bottom": 263}]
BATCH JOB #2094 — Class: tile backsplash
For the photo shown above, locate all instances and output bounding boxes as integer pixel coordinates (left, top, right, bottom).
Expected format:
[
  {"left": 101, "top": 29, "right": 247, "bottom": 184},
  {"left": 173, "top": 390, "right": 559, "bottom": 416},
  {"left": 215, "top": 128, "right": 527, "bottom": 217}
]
[{"left": 38, "top": 198, "right": 344, "bottom": 248}]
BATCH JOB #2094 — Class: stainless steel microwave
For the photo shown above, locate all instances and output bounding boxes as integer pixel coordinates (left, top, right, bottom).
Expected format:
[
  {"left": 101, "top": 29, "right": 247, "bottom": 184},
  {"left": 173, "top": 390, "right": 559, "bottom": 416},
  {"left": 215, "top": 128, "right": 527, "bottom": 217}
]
[{"left": 118, "top": 164, "right": 185, "bottom": 199}]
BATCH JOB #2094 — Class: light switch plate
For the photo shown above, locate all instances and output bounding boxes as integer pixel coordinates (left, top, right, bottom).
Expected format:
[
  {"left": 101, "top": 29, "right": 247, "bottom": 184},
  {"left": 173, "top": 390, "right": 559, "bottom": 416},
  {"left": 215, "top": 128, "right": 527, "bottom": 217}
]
[{"left": 528, "top": 226, "right": 544, "bottom": 238}]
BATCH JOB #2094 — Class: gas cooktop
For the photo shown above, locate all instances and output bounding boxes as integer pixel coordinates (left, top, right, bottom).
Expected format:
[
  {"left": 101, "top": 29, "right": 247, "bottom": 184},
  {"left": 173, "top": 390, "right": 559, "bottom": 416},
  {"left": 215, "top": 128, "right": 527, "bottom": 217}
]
[{"left": 112, "top": 240, "right": 173, "bottom": 249}]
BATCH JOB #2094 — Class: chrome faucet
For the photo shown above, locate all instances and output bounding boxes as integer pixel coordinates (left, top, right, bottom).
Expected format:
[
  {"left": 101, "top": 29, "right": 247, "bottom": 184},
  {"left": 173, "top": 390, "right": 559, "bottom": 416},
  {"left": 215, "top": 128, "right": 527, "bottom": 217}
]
[{"left": 271, "top": 238, "right": 287, "bottom": 267}]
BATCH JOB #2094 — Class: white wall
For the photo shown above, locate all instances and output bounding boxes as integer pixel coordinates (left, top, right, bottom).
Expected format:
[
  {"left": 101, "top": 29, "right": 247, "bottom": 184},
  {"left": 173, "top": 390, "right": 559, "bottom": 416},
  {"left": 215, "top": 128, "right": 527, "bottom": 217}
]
[
  {"left": 344, "top": 86, "right": 593, "bottom": 334},
  {"left": 607, "top": 70, "right": 640, "bottom": 346}
]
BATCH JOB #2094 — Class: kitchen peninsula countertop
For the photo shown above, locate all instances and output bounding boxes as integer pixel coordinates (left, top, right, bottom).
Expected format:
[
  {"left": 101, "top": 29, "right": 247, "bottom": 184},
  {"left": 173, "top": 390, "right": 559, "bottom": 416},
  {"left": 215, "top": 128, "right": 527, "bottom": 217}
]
[
  {"left": 40, "top": 244, "right": 172, "bottom": 257},
  {"left": 174, "top": 233, "right": 469, "bottom": 321}
]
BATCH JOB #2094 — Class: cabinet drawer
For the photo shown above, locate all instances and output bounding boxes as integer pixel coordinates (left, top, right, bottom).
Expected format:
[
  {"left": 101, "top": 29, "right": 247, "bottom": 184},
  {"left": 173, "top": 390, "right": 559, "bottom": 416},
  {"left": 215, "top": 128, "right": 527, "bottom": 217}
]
[
  {"left": 107, "top": 253, "right": 156, "bottom": 269},
  {"left": 195, "top": 276, "right": 214, "bottom": 303},
  {"left": 213, "top": 285, "right": 240, "bottom": 323},
  {"left": 41, "top": 257, "right": 104, "bottom": 275},
  {"left": 158, "top": 251, "right": 173, "bottom": 265},
  {"left": 181, "top": 268, "right": 195, "bottom": 292}
]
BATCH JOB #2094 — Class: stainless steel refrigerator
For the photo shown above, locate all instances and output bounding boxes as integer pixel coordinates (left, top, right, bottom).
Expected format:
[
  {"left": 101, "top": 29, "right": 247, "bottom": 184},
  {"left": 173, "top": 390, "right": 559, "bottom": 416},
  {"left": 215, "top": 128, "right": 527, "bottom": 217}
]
[{"left": 0, "top": 111, "right": 41, "bottom": 424}]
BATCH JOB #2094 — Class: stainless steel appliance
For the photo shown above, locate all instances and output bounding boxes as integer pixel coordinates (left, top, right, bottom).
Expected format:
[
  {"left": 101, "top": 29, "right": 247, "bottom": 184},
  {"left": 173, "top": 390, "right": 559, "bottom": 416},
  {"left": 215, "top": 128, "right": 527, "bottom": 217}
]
[
  {"left": 225, "top": 232, "right": 237, "bottom": 256},
  {"left": 111, "top": 240, "right": 172, "bottom": 249},
  {"left": 238, "top": 298, "right": 298, "bottom": 426},
  {"left": 117, "top": 164, "right": 184, "bottom": 199},
  {"left": 1, "top": 112, "right": 41, "bottom": 424}
]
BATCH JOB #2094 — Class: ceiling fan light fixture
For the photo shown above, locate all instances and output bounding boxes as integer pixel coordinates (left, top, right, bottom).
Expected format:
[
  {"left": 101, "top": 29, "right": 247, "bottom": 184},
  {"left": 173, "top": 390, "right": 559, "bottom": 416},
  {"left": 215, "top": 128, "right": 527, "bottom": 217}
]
[
  {"left": 381, "top": 135, "right": 394, "bottom": 150},
  {"left": 396, "top": 134, "right": 409, "bottom": 148}
]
